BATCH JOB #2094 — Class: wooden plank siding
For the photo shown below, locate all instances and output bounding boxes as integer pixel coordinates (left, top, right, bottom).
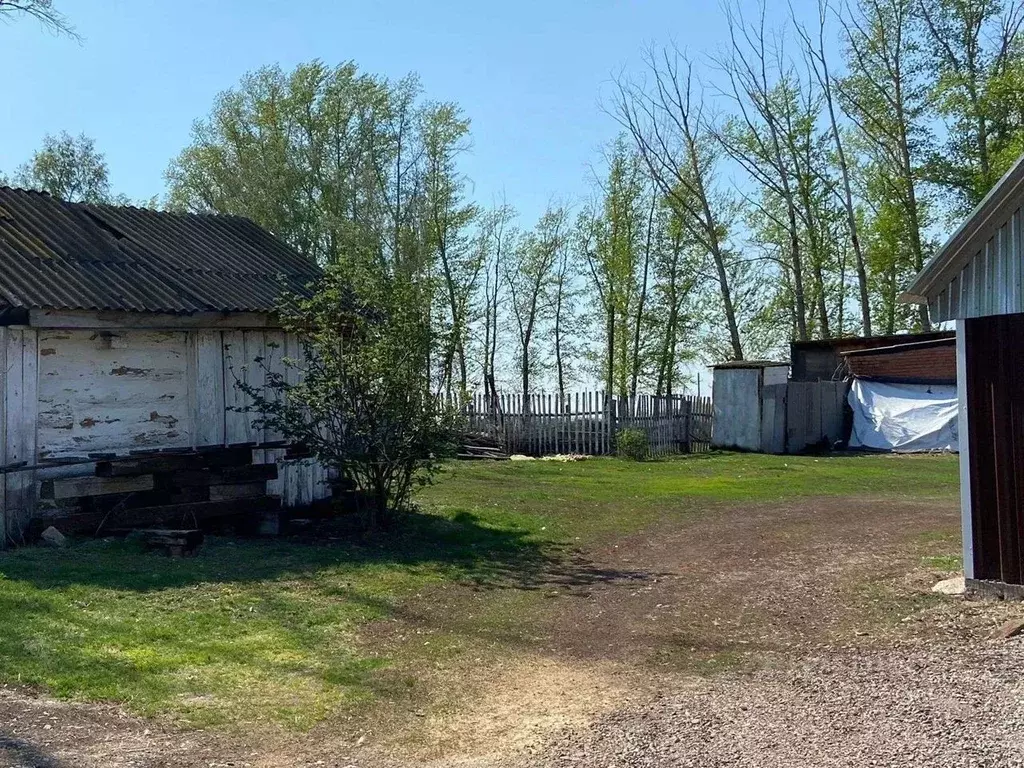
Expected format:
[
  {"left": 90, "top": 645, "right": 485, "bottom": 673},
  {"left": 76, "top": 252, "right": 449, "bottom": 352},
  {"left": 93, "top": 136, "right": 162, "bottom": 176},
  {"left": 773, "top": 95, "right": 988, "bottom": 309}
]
[
  {"left": 1, "top": 327, "right": 39, "bottom": 543},
  {"left": 36, "top": 329, "right": 191, "bottom": 459},
  {"left": 0, "top": 325, "right": 328, "bottom": 541},
  {"left": 964, "top": 313, "right": 1024, "bottom": 584}
]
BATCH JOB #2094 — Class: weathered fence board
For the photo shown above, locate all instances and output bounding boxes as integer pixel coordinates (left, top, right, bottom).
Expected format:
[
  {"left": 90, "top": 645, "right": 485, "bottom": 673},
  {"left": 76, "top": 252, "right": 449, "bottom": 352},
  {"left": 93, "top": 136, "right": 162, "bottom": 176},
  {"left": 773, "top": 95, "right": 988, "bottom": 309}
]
[
  {"left": 759, "top": 380, "right": 849, "bottom": 454},
  {"left": 463, "top": 391, "right": 712, "bottom": 457}
]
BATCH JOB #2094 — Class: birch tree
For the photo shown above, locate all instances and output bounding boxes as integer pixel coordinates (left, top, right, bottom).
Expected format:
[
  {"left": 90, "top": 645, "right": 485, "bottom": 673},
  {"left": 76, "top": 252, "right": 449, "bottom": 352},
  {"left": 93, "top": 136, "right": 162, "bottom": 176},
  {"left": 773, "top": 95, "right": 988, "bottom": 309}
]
[
  {"left": 613, "top": 47, "right": 746, "bottom": 360},
  {"left": 795, "top": 0, "right": 874, "bottom": 335},
  {"left": 839, "top": 0, "right": 933, "bottom": 330},
  {"left": 422, "top": 102, "right": 481, "bottom": 399},
  {"left": 715, "top": 5, "right": 813, "bottom": 340},
  {"left": 506, "top": 207, "right": 565, "bottom": 405},
  {"left": 479, "top": 204, "right": 515, "bottom": 406},
  {"left": 14, "top": 132, "right": 111, "bottom": 203}
]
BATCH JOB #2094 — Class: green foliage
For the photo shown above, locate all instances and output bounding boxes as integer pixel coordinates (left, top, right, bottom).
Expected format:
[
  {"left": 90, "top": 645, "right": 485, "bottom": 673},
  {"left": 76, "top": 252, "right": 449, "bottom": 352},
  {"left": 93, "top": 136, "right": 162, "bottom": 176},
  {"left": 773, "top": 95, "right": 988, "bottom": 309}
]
[
  {"left": 236, "top": 263, "right": 459, "bottom": 528},
  {"left": 166, "top": 61, "right": 487, "bottom": 400},
  {"left": 505, "top": 205, "right": 569, "bottom": 396},
  {"left": 578, "top": 137, "right": 704, "bottom": 394},
  {"left": 919, "top": 0, "right": 1024, "bottom": 211},
  {"left": 167, "top": 62, "right": 423, "bottom": 268},
  {"left": 616, "top": 427, "right": 650, "bottom": 461},
  {"left": 13, "top": 132, "right": 112, "bottom": 203}
]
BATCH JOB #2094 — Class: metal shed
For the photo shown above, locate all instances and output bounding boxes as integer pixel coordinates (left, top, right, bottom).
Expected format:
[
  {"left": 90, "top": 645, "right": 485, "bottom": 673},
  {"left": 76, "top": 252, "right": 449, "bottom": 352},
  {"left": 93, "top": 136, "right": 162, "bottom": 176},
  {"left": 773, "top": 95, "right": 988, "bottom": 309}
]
[
  {"left": 790, "top": 331, "right": 955, "bottom": 382},
  {"left": 711, "top": 361, "right": 789, "bottom": 451},
  {"left": 904, "top": 153, "right": 1024, "bottom": 594}
]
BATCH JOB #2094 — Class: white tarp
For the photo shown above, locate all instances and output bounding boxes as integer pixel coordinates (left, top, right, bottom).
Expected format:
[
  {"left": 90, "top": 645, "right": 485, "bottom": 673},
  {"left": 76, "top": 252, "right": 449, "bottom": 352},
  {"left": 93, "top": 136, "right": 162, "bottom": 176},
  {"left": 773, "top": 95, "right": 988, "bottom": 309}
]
[{"left": 847, "top": 379, "right": 959, "bottom": 452}]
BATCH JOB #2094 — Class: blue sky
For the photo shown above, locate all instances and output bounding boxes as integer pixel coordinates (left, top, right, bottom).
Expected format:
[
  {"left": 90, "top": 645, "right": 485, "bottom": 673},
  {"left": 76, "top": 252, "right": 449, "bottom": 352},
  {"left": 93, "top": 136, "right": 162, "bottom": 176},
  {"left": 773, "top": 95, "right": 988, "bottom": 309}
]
[{"left": 0, "top": 0, "right": 804, "bottom": 226}]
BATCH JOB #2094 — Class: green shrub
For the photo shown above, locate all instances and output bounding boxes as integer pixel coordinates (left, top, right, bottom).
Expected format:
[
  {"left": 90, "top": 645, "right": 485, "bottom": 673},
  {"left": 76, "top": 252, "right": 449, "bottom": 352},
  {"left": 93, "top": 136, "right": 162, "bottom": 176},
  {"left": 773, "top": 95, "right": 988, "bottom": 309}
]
[{"left": 616, "top": 428, "right": 650, "bottom": 461}]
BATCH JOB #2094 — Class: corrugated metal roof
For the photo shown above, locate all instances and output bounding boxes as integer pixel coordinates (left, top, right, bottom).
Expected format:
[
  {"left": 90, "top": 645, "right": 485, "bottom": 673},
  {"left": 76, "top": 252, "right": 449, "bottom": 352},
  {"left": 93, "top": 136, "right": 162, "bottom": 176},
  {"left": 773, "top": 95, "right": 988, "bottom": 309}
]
[{"left": 0, "top": 187, "right": 321, "bottom": 314}]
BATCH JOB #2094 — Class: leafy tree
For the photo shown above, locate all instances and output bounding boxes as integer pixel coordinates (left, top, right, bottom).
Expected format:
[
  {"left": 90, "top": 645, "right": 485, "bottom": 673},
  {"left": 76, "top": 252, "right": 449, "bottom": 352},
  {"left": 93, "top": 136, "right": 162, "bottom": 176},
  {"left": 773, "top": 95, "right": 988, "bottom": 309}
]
[
  {"left": 14, "top": 132, "right": 111, "bottom": 203},
  {"left": 478, "top": 204, "right": 516, "bottom": 406},
  {"left": 505, "top": 207, "right": 568, "bottom": 404},
  {"left": 613, "top": 47, "right": 746, "bottom": 360},
  {"left": 238, "top": 264, "right": 458, "bottom": 529},
  {"left": 422, "top": 102, "right": 481, "bottom": 400},
  {"left": 839, "top": 0, "right": 934, "bottom": 330},
  {"left": 547, "top": 217, "right": 583, "bottom": 399},
  {"left": 169, "top": 62, "right": 490, "bottom": 400},
  {"left": 579, "top": 139, "right": 655, "bottom": 397},
  {"left": 795, "top": 0, "right": 874, "bottom": 336},
  {"left": 649, "top": 201, "right": 700, "bottom": 395},
  {"left": 167, "top": 62, "right": 418, "bottom": 269},
  {"left": 716, "top": 7, "right": 813, "bottom": 341},
  {"left": 919, "top": 0, "right": 1024, "bottom": 209}
]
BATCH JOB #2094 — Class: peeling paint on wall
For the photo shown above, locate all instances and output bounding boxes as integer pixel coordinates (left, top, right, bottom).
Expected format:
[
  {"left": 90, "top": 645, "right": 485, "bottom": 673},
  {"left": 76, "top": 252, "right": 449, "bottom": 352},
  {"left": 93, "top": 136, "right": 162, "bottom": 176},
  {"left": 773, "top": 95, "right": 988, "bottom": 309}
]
[{"left": 37, "top": 330, "right": 191, "bottom": 458}]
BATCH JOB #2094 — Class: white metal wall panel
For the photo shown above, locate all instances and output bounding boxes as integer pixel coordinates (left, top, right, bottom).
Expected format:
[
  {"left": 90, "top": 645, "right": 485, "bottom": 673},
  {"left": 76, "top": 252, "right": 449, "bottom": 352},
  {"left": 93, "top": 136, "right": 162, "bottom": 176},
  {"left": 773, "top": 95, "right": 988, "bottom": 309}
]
[
  {"left": 929, "top": 205, "right": 1024, "bottom": 322},
  {"left": 712, "top": 368, "right": 763, "bottom": 451}
]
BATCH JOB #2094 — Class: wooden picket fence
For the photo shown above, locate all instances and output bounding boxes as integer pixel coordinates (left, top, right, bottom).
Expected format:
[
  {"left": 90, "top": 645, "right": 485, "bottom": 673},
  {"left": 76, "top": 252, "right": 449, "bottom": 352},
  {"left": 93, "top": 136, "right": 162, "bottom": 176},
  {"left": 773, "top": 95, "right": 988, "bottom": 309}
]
[{"left": 463, "top": 391, "right": 713, "bottom": 457}]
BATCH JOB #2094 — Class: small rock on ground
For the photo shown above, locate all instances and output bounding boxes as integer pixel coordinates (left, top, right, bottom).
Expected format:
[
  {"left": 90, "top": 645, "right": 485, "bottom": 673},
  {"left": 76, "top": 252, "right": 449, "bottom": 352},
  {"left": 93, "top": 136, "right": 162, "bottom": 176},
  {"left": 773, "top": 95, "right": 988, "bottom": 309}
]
[
  {"left": 989, "top": 617, "right": 1024, "bottom": 640},
  {"left": 40, "top": 526, "right": 68, "bottom": 548},
  {"left": 932, "top": 575, "right": 965, "bottom": 595}
]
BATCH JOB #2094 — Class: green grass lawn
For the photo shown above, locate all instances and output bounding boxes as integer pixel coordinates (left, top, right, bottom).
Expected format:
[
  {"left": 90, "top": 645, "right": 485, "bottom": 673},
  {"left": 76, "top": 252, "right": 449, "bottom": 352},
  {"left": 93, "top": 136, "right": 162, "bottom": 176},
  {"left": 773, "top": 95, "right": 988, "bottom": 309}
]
[{"left": 0, "top": 452, "right": 959, "bottom": 730}]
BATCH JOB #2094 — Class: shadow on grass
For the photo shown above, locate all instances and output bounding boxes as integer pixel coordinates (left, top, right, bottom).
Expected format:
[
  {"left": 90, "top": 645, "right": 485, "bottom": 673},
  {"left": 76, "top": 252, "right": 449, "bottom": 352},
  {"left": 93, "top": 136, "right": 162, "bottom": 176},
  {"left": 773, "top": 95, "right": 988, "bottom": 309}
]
[
  {"left": 0, "top": 510, "right": 664, "bottom": 724},
  {"left": 0, "top": 510, "right": 661, "bottom": 595}
]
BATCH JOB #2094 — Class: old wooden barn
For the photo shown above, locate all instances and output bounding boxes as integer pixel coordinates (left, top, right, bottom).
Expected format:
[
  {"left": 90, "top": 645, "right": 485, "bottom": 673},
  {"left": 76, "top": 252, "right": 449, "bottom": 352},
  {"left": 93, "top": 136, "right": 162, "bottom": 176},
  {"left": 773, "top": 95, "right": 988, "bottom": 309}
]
[
  {"left": 0, "top": 187, "right": 331, "bottom": 544},
  {"left": 905, "top": 153, "right": 1024, "bottom": 594}
]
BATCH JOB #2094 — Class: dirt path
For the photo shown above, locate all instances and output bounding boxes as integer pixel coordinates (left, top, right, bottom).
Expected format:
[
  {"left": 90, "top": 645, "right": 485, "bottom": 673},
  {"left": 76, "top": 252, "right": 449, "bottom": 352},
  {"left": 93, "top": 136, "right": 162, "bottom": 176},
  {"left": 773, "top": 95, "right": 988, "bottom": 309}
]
[{"left": 3, "top": 494, "right": 1022, "bottom": 767}]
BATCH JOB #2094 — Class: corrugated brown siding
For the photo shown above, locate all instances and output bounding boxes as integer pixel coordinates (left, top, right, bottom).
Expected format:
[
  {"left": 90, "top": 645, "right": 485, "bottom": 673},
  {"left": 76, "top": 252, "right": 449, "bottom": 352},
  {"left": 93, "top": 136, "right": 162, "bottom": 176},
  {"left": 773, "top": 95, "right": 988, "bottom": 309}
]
[
  {"left": 965, "top": 313, "right": 1024, "bottom": 585},
  {"left": 844, "top": 341, "right": 956, "bottom": 383}
]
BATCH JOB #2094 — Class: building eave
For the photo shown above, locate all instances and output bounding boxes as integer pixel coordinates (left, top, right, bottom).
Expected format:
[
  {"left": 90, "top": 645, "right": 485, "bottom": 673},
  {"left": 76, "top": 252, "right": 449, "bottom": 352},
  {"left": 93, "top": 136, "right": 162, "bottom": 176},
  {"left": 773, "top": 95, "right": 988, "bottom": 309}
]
[{"left": 903, "top": 152, "right": 1024, "bottom": 303}]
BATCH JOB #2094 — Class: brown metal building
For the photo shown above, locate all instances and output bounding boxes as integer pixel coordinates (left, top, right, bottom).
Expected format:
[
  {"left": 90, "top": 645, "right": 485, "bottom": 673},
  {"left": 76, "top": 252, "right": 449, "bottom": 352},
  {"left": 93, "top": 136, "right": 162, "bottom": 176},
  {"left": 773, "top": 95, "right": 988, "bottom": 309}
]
[{"left": 904, "top": 153, "right": 1024, "bottom": 593}]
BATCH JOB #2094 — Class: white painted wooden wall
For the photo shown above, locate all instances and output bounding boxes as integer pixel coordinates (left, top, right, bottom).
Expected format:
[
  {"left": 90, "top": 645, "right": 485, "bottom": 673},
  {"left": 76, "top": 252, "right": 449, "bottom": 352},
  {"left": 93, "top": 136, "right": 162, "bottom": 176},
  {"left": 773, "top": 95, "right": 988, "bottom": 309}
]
[
  {"left": 197, "top": 329, "right": 333, "bottom": 508},
  {"left": 0, "top": 323, "right": 331, "bottom": 539},
  {"left": 0, "top": 327, "right": 38, "bottom": 542},
  {"left": 37, "top": 330, "right": 191, "bottom": 459}
]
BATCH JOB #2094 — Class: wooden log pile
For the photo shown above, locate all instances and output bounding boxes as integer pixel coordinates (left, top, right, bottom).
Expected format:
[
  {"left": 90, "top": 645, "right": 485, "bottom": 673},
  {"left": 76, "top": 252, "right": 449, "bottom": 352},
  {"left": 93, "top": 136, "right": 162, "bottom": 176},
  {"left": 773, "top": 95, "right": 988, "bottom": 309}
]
[
  {"left": 128, "top": 528, "right": 205, "bottom": 558},
  {"left": 32, "top": 446, "right": 283, "bottom": 538},
  {"left": 457, "top": 433, "right": 509, "bottom": 461}
]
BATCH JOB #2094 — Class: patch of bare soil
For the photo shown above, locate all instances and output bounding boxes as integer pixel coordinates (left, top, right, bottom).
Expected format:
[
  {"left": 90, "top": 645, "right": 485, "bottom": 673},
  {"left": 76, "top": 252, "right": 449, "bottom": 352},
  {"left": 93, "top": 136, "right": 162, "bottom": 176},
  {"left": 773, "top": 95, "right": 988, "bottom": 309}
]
[
  {"left": 0, "top": 686, "right": 237, "bottom": 768},
  {"left": 4, "top": 494, "right": 1020, "bottom": 768}
]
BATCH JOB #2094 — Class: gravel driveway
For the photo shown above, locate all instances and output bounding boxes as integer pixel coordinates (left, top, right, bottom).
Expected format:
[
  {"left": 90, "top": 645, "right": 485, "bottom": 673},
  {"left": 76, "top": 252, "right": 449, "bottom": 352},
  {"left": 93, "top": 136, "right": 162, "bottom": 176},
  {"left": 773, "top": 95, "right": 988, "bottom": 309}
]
[{"left": 525, "top": 641, "right": 1024, "bottom": 768}]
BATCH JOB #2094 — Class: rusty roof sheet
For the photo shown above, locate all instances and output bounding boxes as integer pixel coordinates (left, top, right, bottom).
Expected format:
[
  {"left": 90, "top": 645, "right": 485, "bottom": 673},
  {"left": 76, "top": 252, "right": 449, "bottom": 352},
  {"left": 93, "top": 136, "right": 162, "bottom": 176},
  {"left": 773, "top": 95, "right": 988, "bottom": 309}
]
[{"left": 0, "top": 187, "right": 322, "bottom": 314}]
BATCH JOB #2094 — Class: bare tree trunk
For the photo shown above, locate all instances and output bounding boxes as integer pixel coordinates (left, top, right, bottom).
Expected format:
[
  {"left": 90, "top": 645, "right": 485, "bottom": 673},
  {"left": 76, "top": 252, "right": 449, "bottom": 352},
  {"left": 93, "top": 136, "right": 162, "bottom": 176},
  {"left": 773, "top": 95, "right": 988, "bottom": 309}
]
[
  {"left": 612, "top": 47, "right": 745, "bottom": 360},
  {"left": 630, "top": 196, "right": 655, "bottom": 397},
  {"left": 797, "top": 0, "right": 872, "bottom": 336},
  {"left": 715, "top": 5, "right": 812, "bottom": 340}
]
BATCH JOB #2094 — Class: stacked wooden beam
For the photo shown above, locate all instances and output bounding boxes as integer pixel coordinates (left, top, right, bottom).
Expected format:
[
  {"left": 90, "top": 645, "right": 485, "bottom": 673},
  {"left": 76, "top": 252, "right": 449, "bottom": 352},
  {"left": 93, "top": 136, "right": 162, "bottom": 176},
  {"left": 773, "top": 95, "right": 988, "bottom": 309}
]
[
  {"left": 458, "top": 433, "right": 509, "bottom": 461},
  {"left": 33, "top": 446, "right": 280, "bottom": 538}
]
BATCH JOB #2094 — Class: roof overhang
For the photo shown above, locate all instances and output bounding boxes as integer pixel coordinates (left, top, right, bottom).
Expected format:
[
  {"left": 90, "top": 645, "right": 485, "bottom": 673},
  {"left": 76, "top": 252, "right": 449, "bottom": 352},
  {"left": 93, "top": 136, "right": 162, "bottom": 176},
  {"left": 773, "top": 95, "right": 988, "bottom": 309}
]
[
  {"left": 839, "top": 337, "right": 955, "bottom": 357},
  {"left": 903, "top": 152, "right": 1024, "bottom": 305}
]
